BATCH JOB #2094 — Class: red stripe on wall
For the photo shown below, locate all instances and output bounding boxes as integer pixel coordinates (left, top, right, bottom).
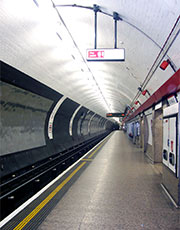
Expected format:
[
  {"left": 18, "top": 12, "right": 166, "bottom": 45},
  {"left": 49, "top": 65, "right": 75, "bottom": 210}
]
[{"left": 126, "top": 68, "right": 180, "bottom": 121}]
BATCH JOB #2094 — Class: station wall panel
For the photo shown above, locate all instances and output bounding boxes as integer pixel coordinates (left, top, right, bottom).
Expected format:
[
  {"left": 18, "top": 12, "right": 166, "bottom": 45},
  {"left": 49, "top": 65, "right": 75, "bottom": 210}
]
[
  {"left": 147, "top": 114, "right": 153, "bottom": 145},
  {"left": 0, "top": 81, "right": 53, "bottom": 155},
  {"left": 0, "top": 61, "right": 114, "bottom": 178}
]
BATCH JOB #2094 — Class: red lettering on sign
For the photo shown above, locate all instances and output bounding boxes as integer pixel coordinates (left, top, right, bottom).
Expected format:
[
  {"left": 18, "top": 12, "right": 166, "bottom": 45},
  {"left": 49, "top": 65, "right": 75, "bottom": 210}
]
[{"left": 88, "top": 51, "right": 104, "bottom": 58}]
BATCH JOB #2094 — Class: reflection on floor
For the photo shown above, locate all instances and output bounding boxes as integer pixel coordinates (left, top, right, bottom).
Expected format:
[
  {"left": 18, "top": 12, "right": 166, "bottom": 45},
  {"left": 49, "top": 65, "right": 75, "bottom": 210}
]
[{"left": 38, "top": 131, "right": 180, "bottom": 230}]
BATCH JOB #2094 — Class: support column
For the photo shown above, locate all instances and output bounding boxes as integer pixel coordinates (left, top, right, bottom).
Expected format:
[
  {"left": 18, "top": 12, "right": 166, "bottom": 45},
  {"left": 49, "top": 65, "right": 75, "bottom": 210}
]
[{"left": 152, "top": 108, "right": 163, "bottom": 163}]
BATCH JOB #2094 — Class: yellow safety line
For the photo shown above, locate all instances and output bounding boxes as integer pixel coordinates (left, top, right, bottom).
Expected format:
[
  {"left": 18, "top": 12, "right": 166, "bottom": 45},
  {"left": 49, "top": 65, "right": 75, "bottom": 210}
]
[
  {"left": 13, "top": 138, "right": 107, "bottom": 230},
  {"left": 88, "top": 141, "right": 105, "bottom": 159},
  {"left": 13, "top": 162, "right": 86, "bottom": 230},
  {"left": 81, "top": 158, "right": 93, "bottom": 162}
]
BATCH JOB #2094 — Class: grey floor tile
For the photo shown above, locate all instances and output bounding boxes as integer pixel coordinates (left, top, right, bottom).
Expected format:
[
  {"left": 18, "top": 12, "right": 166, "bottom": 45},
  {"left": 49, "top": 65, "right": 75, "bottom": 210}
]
[{"left": 37, "top": 132, "right": 180, "bottom": 230}]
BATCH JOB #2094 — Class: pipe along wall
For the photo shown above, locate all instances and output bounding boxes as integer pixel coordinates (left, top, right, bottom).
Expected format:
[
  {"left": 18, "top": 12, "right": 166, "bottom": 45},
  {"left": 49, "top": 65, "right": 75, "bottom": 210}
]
[{"left": 0, "top": 61, "right": 115, "bottom": 179}]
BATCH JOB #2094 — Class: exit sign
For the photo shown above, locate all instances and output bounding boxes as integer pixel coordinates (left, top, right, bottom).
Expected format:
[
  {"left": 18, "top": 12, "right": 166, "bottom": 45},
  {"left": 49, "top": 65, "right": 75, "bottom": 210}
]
[
  {"left": 86, "top": 48, "right": 125, "bottom": 61},
  {"left": 106, "top": 113, "right": 125, "bottom": 117}
]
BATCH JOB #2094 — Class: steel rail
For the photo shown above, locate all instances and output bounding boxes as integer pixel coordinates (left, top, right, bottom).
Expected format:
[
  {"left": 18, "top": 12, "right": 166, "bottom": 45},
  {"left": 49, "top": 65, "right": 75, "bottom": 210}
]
[{"left": 0, "top": 133, "right": 107, "bottom": 200}]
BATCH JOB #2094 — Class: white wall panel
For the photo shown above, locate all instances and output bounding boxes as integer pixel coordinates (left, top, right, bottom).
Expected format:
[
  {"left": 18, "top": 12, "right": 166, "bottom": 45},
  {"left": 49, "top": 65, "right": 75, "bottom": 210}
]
[{"left": 147, "top": 114, "right": 153, "bottom": 145}]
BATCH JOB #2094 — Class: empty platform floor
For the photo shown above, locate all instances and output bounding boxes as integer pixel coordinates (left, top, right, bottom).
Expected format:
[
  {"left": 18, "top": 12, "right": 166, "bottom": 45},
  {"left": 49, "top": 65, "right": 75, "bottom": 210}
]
[
  {"left": 37, "top": 131, "right": 179, "bottom": 230},
  {"left": 2, "top": 131, "right": 179, "bottom": 230}
]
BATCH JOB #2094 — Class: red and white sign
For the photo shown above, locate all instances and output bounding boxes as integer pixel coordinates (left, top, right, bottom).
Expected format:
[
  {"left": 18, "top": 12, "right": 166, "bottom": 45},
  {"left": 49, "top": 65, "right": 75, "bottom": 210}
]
[
  {"left": 86, "top": 48, "right": 125, "bottom": 61},
  {"left": 88, "top": 50, "right": 105, "bottom": 58}
]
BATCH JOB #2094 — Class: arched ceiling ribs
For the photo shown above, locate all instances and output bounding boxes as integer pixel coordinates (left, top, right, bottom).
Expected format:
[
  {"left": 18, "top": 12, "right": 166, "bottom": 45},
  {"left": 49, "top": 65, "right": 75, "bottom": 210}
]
[
  {"left": 105, "top": 96, "right": 125, "bottom": 105},
  {"left": 82, "top": 97, "right": 106, "bottom": 105},
  {"left": 1, "top": 0, "right": 179, "bottom": 121},
  {"left": 102, "top": 83, "right": 134, "bottom": 99},
  {"left": 103, "top": 88, "right": 132, "bottom": 102},
  {"left": 105, "top": 100, "right": 125, "bottom": 112},
  {"left": 94, "top": 70, "right": 137, "bottom": 95},
  {"left": 111, "top": 107, "right": 123, "bottom": 112},
  {"left": 130, "top": 15, "right": 180, "bottom": 107},
  {"left": 106, "top": 96, "right": 127, "bottom": 107},
  {"left": 105, "top": 96, "right": 129, "bottom": 107},
  {"left": 50, "top": 0, "right": 110, "bottom": 111}
]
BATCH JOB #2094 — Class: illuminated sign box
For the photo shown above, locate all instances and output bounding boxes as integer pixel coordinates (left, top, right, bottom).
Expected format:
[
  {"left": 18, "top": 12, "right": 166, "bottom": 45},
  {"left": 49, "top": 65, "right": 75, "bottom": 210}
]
[
  {"left": 86, "top": 48, "right": 125, "bottom": 62},
  {"left": 106, "top": 113, "right": 125, "bottom": 117}
]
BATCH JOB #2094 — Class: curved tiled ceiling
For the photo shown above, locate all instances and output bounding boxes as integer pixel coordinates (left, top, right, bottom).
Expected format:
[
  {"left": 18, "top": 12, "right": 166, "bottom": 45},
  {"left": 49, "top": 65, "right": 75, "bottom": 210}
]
[{"left": 0, "top": 0, "right": 180, "bottom": 120}]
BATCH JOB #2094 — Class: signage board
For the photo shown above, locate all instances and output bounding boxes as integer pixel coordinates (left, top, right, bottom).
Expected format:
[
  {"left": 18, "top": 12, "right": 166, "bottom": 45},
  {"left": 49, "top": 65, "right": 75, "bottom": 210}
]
[
  {"left": 106, "top": 113, "right": 125, "bottom": 117},
  {"left": 87, "top": 48, "right": 125, "bottom": 61},
  {"left": 155, "top": 101, "right": 162, "bottom": 110},
  {"left": 167, "top": 95, "right": 177, "bottom": 106}
]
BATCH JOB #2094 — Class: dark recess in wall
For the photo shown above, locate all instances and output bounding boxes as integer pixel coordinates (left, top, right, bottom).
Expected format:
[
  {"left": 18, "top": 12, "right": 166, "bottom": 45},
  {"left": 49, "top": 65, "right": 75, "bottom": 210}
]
[
  {"left": 0, "top": 61, "right": 114, "bottom": 178},
  {"left": 0, "top": 61, "right": 61, "bottom": 101}
]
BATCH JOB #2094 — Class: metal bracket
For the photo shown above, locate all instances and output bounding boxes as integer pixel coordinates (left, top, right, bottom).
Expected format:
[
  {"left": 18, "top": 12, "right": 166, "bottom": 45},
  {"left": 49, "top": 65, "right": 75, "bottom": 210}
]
[
  {"left": 113, "top": 12, "right": 122, "bottom": 48},
  {"left": 93, "top": 5, "right": 100, "bottom": 49}
]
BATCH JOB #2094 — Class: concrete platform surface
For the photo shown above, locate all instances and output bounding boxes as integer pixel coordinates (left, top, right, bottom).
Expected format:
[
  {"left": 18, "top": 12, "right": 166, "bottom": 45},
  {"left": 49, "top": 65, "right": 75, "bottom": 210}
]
[{"left": 38, "top": 131, "right": 180, "bottom": 230}]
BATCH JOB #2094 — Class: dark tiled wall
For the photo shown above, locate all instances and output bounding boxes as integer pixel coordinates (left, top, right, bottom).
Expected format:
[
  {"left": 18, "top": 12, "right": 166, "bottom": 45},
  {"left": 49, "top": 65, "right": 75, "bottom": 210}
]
[{"left": 0, "top": 61, "right": 114, "bottom": 178}]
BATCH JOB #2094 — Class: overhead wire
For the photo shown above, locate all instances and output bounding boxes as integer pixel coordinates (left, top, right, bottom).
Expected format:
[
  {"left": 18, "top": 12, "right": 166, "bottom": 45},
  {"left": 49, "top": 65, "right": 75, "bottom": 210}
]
[
  {"left": 41, "top": 2, "right": 180, "bottom": 118},
  {"left": 53, "top": 3, "right": 179, "bottom": 111},
  {"left": 50, "top": 0, "right": 111, "bottom": 111},
  {"left": 130, "top": 15, "right": 180, "bottom": 107}
]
